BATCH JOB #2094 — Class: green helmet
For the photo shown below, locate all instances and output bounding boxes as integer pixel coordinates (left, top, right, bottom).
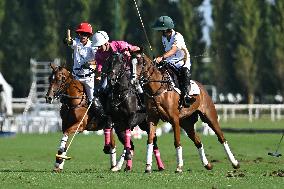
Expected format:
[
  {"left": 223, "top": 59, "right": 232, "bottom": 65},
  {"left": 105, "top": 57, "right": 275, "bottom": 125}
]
[{"left": 152, "top": 16, "right": 174, "bottom": 30}]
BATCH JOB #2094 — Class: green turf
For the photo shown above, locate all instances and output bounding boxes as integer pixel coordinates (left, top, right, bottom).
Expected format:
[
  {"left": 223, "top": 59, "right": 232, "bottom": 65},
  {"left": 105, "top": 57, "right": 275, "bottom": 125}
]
[{"left": 0, "top": 119, "right": 284, "bottom": 189}]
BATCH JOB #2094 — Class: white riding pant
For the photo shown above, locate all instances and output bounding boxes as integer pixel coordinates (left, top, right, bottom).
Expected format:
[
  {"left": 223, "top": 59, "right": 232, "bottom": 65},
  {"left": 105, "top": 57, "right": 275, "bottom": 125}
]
[{"left": 75, "top": 75, "right": 95, "bottom": 101}]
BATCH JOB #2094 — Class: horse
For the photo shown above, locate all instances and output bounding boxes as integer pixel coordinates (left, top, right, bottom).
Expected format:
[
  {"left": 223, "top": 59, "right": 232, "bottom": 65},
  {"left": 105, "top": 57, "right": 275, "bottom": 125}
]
[
  {"left": 123, "top": 51, "right": 240, "bottom": 173},
  {"left": 45, "top": 63, "right": 118, "bottom": 172},
  {"left": 103, "top": 53, "right": 165, "bottom": 171}
]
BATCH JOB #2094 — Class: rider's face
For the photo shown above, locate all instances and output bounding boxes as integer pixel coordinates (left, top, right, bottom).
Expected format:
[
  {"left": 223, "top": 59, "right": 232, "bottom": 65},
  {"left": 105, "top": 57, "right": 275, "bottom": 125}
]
[
  {"left": 78, "top": 32, "right": 90, "bottom": 45},
  {"left": 162, "top": 29, "right": 172, "bottom": 38}
]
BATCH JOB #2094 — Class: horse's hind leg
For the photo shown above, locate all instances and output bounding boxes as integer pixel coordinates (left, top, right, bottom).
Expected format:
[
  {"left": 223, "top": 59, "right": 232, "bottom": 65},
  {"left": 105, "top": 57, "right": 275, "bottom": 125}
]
[
  {"left": 181, "top": 114, "right": 213, "bottom": 170},
  {"left": 200, "top": 109, "right": 240, "bottom": 169}
]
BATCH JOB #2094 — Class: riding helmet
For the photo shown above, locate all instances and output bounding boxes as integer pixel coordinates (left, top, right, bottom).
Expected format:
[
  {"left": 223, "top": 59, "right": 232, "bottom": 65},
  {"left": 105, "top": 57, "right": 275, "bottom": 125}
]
[{"left": 152, "top": 16, "right": 175, "bottom": 31}]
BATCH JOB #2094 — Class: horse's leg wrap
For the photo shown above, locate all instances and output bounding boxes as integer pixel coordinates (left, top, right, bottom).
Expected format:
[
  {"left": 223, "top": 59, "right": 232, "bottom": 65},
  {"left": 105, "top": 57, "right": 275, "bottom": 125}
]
[
  {"left": 145, "top": 143, "right": 154, "bottom": 173},
  {"left": 125, "top": 150, "right": 134, "bottom": 171},
  {"left": 111, "top": 149, "right": 125, "bottom": 172},
  {"left": 54, "top": 134, "right": 68, "bottom": 170},
  {"left": 110, "top": 147, "right": 117, "bottom": 168},
  {"left": 176, "top": 146, "right": 183, "bottom": 172},
  {"left": 103, "top": 128, "right": 111, "bottom": 154},
  {"left": 124, "top": 129, "right": 132, "bottom": 160},
  {"left": 223, "top": 141, "right": 239, "bottom": 167},
  {"left": 197, "top": 144, "right": 209, "bottom": 166},
  {"left": 154, "top": 148, "right": 165, "bottom": 170}
]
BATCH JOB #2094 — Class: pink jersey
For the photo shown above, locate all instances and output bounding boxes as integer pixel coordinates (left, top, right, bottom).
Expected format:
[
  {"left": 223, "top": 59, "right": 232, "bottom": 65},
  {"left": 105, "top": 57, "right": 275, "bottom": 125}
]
[{"left": 95, "top": 41, "right": 139, "bottom": 72}]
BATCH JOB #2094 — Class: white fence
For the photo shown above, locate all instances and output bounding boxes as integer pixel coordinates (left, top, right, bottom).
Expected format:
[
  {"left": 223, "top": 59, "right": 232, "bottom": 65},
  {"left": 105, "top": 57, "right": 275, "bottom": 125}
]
[
  {"left": 215, "top": 104, "right": 284, "bottom": 122},
  {"left": 1, "top": 103, "right": 283, "bottom": 134}
]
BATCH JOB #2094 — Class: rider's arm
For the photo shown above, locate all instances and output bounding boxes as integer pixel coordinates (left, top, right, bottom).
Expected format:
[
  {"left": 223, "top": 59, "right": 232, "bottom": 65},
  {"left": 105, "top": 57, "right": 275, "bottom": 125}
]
[{"left": 156, "top": 45, "right": 178, "bottom": 63}]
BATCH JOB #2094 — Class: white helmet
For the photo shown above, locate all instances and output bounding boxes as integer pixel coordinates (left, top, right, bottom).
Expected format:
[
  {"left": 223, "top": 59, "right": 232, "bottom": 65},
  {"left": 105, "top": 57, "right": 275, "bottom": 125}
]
[{"left": 92, "top": 31, "right": 109, "bottom": 47}]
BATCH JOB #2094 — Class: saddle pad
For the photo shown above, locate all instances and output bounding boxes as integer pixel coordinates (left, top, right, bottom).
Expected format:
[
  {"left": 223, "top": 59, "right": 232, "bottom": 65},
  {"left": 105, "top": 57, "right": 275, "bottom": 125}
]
[{"left": 172, "top": 80, "right": 200, "bottom": 95}]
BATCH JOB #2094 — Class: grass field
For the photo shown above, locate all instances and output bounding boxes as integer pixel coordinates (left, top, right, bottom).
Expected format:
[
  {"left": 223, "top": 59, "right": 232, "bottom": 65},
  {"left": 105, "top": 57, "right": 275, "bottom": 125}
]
[{"left": 0, "top": 119, "right": 284, "bottom": 189}]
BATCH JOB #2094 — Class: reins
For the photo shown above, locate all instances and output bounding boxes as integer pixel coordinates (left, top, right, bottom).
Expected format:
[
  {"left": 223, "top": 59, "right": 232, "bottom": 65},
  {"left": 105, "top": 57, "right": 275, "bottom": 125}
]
[
  {"left": 137, "top": 55, "right": 172, "bottom": 98},
  {"left": 50, "top": 69, "right": 87, "bottom": 108}
]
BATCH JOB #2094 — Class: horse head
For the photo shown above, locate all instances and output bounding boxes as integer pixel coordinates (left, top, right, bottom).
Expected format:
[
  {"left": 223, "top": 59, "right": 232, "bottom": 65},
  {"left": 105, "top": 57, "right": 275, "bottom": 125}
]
[
  {"left": 107, "top": 53, "right": 129, "bottom": 87},
  {"left": 45, "top": 63, "right": 72, "bottom": 103}
]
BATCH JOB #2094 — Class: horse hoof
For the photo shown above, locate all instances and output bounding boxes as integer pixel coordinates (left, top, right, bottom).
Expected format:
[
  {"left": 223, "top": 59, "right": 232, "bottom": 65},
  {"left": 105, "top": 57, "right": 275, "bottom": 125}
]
[
  {"left": 145, "top": 164, "right": 152, "bottom": 173},
  {"left": 124, "top": 148, "right": 132, "bottom": 160},
  {"left": 158, "top": 167, "right": 165, "bottom": 171},
  {"left": 204, "top": 163, "right": 213, "bottom": 170},
  {"left": 53, "top": 167, "right": 62, "bottom": 173},
  {"left": 233, "top": 163, "right": 240, "bottom": 169},
  {"left": 124, "top": 166, "right": 132, "bottom": 172},
  {"left": 144, "top": 169, "right": 152, "bottom": 173},
  {"left": 111, "top": 166, "right": 121, "bottom": 172},
  {"left": 175, "top": 166, "right": 183, "bottom": 173},
  {"left": 103, "top": 145, "right": 112, "bottom": 154}
]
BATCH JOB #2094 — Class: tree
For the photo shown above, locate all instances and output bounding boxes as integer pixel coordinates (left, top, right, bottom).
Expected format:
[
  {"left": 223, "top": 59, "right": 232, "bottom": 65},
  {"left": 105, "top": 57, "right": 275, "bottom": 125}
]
[
  {"left": 233, "top": 0, "right": 261, "bottom": 104},
  {"left": 255, "top": 1, "right": 276, "bottom": 98},
  {"left": 0, "top": 0, "right": 5, "bottom": 71},
  {"left": 272, "top": 0, "right": 284, "bottom": 97},
  {"left": 211, "top": 0, "right": 241, "bottom": 94},
  {"left": 0, "top": 0, "right": 33, "bottom": 97}
]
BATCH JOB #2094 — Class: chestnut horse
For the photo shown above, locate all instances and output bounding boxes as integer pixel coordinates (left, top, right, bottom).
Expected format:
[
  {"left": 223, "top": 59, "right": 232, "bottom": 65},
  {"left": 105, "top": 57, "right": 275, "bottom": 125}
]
[
  {"left": 45, "top": 64, "right": 117, "bottom": 172},
  {"left": 130, "top": 52, "right": 240, "bottom": 173}
]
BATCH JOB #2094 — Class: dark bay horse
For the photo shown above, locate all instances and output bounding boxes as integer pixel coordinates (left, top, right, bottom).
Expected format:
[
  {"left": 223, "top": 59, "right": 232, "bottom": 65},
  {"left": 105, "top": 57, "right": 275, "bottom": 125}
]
[
  {"left": 128, "top": 52, "right": 240, "bottom": 173},
  {"left": 45, "top": 64, "right": 117, "bottom": 172},
  {"left": 104, "top": 53, "right": 165, "bottom": 172}
]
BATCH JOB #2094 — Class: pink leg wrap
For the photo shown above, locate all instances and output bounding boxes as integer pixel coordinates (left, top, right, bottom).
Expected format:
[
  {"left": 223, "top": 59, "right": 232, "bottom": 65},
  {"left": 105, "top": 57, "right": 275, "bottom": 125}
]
[
  {"left": 125, "top": 129, "right": 131, "bottom": 149},
  {"left": 104, "top": 128, "right": 111, "bottom": 145},
  {"left": 126, "top": 159, "right": 132, "bottom": 169},
  {"left": 126, "top": 150, "right": 134, "bottom": 169},
  {"left": 154, "top": 149, "right": 165, "bottom": 169}
]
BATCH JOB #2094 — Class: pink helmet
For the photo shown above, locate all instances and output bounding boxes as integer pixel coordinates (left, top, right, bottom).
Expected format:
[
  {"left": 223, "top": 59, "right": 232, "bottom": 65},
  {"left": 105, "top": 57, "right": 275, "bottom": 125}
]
[{"left": 75, "top": 22, "right": 93, "bottom": 35}]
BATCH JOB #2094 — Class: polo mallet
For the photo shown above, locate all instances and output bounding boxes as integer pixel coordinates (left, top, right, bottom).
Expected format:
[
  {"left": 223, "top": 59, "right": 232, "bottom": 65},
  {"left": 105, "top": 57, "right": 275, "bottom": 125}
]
[
  {"left": 55, "top": 101, "right": 93, "bottom": 160},
  {"left": 268, "top": 132, "right": 284, "bottom": 157}
]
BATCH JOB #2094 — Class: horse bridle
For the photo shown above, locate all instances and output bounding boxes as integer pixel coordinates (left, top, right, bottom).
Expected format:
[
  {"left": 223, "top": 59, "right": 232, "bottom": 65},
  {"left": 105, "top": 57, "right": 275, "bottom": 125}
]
[
  {"left": 135, "top": 54, "right": 172, "bottom": 98},
  {"left": 49, "top": 68, "right": 79, "bottom": 100}
]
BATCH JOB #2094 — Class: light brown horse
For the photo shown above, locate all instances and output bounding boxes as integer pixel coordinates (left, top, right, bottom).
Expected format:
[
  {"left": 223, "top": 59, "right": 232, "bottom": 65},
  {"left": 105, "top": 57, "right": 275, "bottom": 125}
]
[
  {"left": 132, "top": 52, "right": 240, "bottom": 173},
  {"left": 45, "top": 63, "right": 116, "bottom": 172}
]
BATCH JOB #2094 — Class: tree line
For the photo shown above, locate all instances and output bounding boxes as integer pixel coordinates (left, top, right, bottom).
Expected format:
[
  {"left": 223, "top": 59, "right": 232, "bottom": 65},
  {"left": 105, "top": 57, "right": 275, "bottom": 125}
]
[{"left": 0, "top": 0, "right": 283, "bottom": 104}]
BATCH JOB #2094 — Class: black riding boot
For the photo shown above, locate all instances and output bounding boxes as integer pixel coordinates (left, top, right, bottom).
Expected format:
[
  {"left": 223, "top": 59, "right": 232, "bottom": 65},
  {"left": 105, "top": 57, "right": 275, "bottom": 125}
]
[{"left": 179, "top": 67, "right": 192, "bottom": 107}]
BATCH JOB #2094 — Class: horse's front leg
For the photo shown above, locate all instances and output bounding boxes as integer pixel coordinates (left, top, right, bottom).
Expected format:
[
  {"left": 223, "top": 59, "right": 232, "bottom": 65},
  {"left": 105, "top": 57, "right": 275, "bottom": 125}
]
[
  {"left": 145, "top": 121, "right": 157, "bottom": 173},
  {"left": 172, "top": 116, "right": 183, "bottom": 173},
  {"left": 53, "top": 133, "right": 69, "bottom": 172},
  {"left": 53, "top": 121, "right": 85, "bottom": 172}
]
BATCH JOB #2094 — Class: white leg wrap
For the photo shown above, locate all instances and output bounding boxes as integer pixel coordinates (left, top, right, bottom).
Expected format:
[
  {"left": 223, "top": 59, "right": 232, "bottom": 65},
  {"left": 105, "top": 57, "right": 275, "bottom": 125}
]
[
  {"left": 176, "top": 146, "right": 184, "bottom": 167},
  {"left": 116, "top": 150, "right": 126, "bottom": 169},
  {"left": 223, "top": 141, "right": 238, "bottom": 166},
  {"left": 110, "top": 147, "right": 117, "bottom": 167},
  {"left": 59, "top": 134, "right": 68, "bottom": 150},
  {"left": 146, "top": 143, "right": 154, "bottom": 166},
  {"left": 57, "top": 152, "right": 66, "bottom": 170},
  {"left": 198, "top": 144, "right": 209, "bottom": 166}
]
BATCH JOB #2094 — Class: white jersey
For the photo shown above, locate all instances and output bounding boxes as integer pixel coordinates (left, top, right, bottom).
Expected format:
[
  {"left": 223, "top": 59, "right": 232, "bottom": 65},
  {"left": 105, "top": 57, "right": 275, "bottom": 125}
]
[
  {"left": 70, "top": 38, "right": 97, "bottom": 101},
  {"left": 162, "top": 30, "right": 191, "bottom": 70},
  {"left": 71, "top": 38, "right": 97, "bottom": 76}
]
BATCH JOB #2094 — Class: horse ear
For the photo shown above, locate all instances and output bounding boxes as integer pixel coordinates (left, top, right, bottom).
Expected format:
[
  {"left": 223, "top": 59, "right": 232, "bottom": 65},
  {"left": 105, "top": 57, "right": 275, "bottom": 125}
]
[
  {"left": 61, "top": 61, "right": 67, "bottom": 68},
  {"left": 50, "top": 63, "right": 57, "bottom": 71}
]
